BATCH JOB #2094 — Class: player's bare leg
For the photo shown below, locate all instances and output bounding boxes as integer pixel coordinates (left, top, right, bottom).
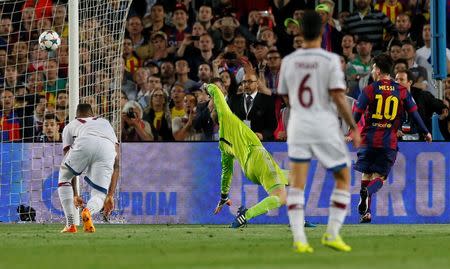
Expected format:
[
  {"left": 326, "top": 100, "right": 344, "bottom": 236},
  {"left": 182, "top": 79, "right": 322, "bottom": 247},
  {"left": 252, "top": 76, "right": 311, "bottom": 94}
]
[
  {"left": 287, "top": 161, "right": 313, "bottom": 253},
  {"left": 321, "top": 167, "right": 351, "bottom": 252}
]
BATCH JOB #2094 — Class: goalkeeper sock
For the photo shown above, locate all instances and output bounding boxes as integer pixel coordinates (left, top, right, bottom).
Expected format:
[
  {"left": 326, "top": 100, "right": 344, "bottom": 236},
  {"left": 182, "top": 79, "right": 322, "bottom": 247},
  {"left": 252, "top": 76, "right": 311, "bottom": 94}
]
[
  {"left": 245, "top": 195, "right": 281, "bottom": 220},
  {"left": 287, "top": 187, "right": 307, "bottom": 244},
  {"left": 86, "top": 190, "right": 106, "bottom": 215},
  {"left": 58, "top": 183, "right": 75, "bottom": 226},
  {"left": 326, "top": 188, "right": 350, "bottom": 239},
  {"left": 367, "top": 177, "right": 384, "bottom": 195}
]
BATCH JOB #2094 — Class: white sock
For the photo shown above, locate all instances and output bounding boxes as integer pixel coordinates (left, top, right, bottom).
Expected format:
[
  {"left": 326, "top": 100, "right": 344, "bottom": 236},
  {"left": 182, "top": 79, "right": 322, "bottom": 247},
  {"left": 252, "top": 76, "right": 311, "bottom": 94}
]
[
  {"left": 326, "top": 189, "right": 351, "bottom": 239},
  {"left": 86, "top": 190, "right": 106, "bottom": 215},
  {"left": 58, "top": 184, "right": 75, "bottom": 226},
  {"left": 287, "top": 187, "right": 307, "bottom": 244}
]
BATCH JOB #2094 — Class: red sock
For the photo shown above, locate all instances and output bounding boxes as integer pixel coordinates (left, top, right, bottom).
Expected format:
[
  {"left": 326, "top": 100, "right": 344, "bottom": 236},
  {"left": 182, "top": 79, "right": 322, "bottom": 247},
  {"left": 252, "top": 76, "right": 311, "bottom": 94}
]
[{"left": 367, "top": 177, "right": 384, "bottom": 195}]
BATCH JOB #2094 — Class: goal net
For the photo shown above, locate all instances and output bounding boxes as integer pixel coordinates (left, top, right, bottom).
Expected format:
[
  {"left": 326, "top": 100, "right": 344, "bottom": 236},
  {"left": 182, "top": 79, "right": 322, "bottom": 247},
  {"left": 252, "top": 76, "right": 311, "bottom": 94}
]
[{"left": 0, "top": 0, "right": 132, "bottom": 223}]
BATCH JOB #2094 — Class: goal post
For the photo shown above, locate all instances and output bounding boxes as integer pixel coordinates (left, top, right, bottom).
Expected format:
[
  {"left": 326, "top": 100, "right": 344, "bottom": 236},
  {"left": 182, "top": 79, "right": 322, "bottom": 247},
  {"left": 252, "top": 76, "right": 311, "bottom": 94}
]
[{"left": 0, "top": 0, "right": 132, "bottom": 223}]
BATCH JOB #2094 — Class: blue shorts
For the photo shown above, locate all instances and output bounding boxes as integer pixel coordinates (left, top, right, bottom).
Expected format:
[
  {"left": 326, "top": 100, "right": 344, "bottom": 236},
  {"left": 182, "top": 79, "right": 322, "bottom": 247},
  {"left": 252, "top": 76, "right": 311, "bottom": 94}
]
[{"left": 354, "top": 147, "right": 397, "bottom": 176}]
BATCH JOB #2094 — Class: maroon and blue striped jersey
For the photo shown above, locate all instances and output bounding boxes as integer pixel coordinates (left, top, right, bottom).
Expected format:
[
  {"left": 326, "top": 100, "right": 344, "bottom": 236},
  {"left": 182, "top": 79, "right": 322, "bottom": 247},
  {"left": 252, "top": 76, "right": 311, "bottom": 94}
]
[{"left": 354, "top": 79, "right": 417, "bottom": 150}]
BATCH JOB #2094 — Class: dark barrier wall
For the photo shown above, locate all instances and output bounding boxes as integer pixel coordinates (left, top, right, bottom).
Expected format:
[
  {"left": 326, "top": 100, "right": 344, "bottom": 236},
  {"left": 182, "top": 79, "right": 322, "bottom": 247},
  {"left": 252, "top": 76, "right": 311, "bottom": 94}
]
[{"left": 0, "top": 142, "right": 449, "bottom": 224}]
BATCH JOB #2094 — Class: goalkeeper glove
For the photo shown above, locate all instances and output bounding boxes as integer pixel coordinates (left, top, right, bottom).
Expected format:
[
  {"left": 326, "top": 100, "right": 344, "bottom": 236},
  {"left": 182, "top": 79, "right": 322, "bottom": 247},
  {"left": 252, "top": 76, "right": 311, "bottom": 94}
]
[{"left": 213, "top": 193, "right": 232, "bottom": 215}]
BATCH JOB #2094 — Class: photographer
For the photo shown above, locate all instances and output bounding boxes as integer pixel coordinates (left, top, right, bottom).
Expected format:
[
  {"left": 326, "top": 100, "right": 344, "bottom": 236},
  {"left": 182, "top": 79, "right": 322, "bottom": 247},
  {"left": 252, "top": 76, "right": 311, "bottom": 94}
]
[{"left": 121, "top": 101, "right": 154, "bottom": 142}]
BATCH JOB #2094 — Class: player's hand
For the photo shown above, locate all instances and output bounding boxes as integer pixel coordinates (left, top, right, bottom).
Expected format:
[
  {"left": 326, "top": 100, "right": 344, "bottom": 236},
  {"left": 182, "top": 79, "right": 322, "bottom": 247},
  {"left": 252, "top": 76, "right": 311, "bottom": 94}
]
[
  {"left": 214, "top": 194, "right": 232, "bottom": 215},
  {"left": 424, "top": 133, "right": 432, "bottom": 143},
  {"left": 74, "top": 195, "right": 85, "bottom": 208},
  {"left": 351, "top": 128, "right": 361, "bottom": 148},
  {"left": 344, "top": 135, "right": 353, "bottom": 142},
  {"left": 103, "top": 195, "right": 114, "bottom": 217}
]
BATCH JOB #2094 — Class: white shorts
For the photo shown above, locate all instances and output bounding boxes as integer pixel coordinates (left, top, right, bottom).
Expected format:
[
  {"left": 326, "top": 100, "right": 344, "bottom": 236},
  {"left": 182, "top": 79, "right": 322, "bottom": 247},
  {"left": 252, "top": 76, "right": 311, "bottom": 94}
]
[
  {"left": 288, "top": 138, "right": 350, "bottom": 171},
  {"left": 64, "top": 136, "right": 116, "bottom": 194}
]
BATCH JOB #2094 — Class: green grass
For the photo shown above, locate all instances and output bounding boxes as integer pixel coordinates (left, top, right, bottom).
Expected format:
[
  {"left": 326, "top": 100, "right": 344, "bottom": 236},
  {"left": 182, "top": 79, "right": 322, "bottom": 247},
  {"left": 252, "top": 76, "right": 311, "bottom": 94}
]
[{"left": 0, "top": 224, "right": 449, "bottom": 269}]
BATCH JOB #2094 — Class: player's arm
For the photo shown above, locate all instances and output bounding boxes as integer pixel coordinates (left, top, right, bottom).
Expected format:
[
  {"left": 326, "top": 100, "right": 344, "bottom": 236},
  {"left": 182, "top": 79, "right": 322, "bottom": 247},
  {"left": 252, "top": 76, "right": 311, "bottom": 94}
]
[
  {"left": 214, "top": 150, "right": 234, "bottom": 214},
  {"left": 330, "top": 90, "right": 361, "bottom": 147},
  {"left": 353, "top": 86, "right": 371, "bottom": 123},
  {"left": 206, "top": 83, "right": 232, "bottom": 120},
  {"left": 404, "top": 93, "right": 432, "bottom": 142},
  {"left": 103, "top": 143, "right": 120, "bottom": 216}
]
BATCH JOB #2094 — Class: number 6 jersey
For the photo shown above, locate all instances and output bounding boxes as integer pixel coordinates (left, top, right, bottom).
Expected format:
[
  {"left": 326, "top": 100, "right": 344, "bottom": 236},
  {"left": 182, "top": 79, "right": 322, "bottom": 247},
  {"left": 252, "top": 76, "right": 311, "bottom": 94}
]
[{"left": 277, "top": 48, "right": 346, "bottom": 144}]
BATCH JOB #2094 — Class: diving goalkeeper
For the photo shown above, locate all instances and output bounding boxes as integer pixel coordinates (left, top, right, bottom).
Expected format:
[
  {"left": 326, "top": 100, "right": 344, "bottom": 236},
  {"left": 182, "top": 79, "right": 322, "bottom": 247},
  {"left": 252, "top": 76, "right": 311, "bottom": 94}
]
[{"left": 206, "top": 82, "right": 314, "bottom": 228}]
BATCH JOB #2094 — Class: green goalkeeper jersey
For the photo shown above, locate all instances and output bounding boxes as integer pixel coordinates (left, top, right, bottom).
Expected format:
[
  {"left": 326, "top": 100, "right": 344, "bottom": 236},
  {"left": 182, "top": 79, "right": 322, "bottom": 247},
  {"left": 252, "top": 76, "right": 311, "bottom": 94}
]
[{"left": 206, "top": 84, "right": 264, "bottom": 194}]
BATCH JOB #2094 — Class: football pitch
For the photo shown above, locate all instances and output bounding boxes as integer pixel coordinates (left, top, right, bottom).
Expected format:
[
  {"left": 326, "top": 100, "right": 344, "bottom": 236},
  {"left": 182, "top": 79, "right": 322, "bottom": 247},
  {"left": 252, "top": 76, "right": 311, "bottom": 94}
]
[{"left": 0, "top": 224, "right": 449, "bottom": 269}]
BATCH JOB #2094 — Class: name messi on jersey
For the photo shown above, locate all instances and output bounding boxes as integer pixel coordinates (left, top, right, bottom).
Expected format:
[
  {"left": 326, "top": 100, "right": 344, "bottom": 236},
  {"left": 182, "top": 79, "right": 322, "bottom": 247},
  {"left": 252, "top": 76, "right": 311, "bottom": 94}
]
[{"left": 378, "top": 85, "right": 395, "bottom": 91}]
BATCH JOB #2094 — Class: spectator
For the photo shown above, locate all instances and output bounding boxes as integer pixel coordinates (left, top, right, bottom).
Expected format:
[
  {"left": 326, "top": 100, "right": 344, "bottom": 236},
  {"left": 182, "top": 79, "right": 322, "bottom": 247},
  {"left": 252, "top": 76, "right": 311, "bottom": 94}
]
[
  {"left": 264, "top": 49, "right": 281, "bottom": 94},
  {"left": 143, "top": 88, "right": 173, "bottom": 141},
  {"left": 160, "top": 59, "right": 176, "bottom": 91},
  {"left": 55, "top": 90, "right": 69, "bottom": 132},
  {"left": 257, "top": 27, "right": 277, "bottom": 50},
  {"left": 229, "top": 71, "right": 276, "bottom": 140},
  {"left": 150, "top": 31, "right": 174, "bottom": 63},
  {"left": 346, "top": 36, "right": 373, "bottom": 99},
  {"left": 0, "top": 88, "right": 21, "bottom": 141},
  {"left": 111, "top": 57, "right": 137, "bottom": 101},
  {"left": 31, "top": 94, "right": 47, "bottom": 136},
  {"left": 316, "top": 3, "right": 342, "bottom": 54},
  {"left": 395, "top": 70, "right": 420, "bottom": 140},
  {"left": 374, "top": 0, "right": 404, "bottom": 24},
  {"left": 44, "top": 58, "right": 66, "bottom": 95},
  {"left": 198, "top": 62, "right": 212, "bottom": 83},
  {"left": 35, "top": 113, "right": 61, "bottom": 142},
  {"left": 132, "top": 67, "right": 150, "bottom": 101},
  {"left": 220, "top": 69, "right": 238, "bottom": 98},
  {"left": 416, "top": 24, "right": 450, "bottom": 85},
  {"left": 343, "top": 0, "right": 396, "bottom": 54},
  {"left": 22, "top": 0, "right": 53, "bottom": 20},
  {"left": 123, "top": 37, "right": 142, "bottom": 74},
  {"left": 0, "top": 17, "right": 17, "bottom": 44},
  {"left": 169, "top": 3, "right": 191, "bottom": 48},
  {"left": 397, "top": 69, "right": 447, "bottom": 138},
  {"left": 172, "top": 93, "right": 203, "bottom": 141},
  {"left": 170, "top": 83, "right": 186, "bottom": 119},
  {"left": 232, "top": 34, "right": 248, "bottom": 58},
  {"left": 144, "top": 2, "right": 174, "bottom": 35},
  {"left": 250, "top": 40, "right": 269, "bottom": 73},
  {"left": 121, "top": 100, "right": 154, "bottom": 142},
  {"left": 389, "top": 40, "right": 403, "bottom": 62},
  {"left": 292, "top": 34, "right": 304, "bottom": 50},
  {"left": 126, "top": 15, "right": 146, "bottom": 49},
  {"left": 26, "top": 71, "right": 45, "bottom": 96},
  {"left": 386, "top": 13, "right": 414, "bottom": 49},
  {"left": 11, "top": 41, "right": 29, "bottom": 75},
  {"left": 341, "top": 34, "right": 356, "bottom": 61},
  {"left": 401, "top": 40, "right": 430, "bottom": 91},
  {"left": 175, "top": 58, "right": 196, "bottom": 90},
  {"left": 52, "top": 4, "right": 68, "bottom": 38},
  {"left": 138, "top": 73, "right": 162, "bottom": 110},
  {"left": 3, "top": 65, "right": 20, "bottom": 88},
  {"left": 212, "top": 15, "right": 240, "bottom": 49},
  {"left": 320, "top": 0, "right": 342, "bottom": 31}
]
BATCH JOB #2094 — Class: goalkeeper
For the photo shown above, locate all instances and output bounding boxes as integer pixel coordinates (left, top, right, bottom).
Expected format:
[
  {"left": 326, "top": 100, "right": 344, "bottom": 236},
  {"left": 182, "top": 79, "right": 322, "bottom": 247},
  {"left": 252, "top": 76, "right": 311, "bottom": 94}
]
[{"left": 206, "top": 83, "right": 314, "bottom": 228}]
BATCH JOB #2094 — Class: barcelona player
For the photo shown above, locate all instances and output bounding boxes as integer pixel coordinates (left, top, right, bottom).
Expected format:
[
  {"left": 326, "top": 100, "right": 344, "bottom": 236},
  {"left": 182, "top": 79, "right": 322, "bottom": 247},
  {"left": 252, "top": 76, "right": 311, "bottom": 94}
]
[{"left": 353, "top": 54, "right": 432, "bottom": 223}]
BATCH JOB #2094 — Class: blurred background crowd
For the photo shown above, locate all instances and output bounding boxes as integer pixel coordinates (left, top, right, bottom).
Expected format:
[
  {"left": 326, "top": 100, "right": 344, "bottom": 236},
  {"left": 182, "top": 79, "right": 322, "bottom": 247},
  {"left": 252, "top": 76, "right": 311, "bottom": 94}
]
[{"left": 1, "top": 0, "right": 450, "bottom": 143}]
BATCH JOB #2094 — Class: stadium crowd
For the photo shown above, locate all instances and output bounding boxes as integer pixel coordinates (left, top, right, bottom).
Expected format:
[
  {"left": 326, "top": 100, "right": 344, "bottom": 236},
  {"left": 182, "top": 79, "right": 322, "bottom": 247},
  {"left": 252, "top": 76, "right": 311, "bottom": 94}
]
[{"left": 0, "top": 0, "right": 450, "bottom": 142}]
